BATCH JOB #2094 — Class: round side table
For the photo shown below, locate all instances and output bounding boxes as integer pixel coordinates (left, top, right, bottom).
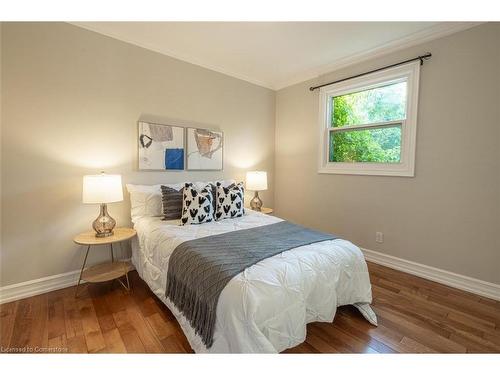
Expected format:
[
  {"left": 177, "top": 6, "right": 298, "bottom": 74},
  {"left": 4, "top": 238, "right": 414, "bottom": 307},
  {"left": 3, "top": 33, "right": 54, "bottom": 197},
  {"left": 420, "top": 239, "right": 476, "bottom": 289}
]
[
  {"left": 73, "top": 227, "right": 136, "bottom": 297},
  {"left": 250, "top": 207, "right": 273, "bottom": 215}
]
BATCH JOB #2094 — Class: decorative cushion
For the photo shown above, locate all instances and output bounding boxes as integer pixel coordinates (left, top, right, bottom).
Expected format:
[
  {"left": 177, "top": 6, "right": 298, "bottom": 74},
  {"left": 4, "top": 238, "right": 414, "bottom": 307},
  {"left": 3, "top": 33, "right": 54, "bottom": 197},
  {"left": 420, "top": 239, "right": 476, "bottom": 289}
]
[
  {"left": 194, "top": 180, "right": 235, "bottom": 190},
  {"left": 160, "top": 185, "right": 184, "bottom": 220},
  {"left": 126, "top": 183, "right": 182, "bottom": 223},
  {"left": 215, "top": 182, "right": 245, "bottom": 221},
  {"left": 180, "top": 183, "right": 214, "bottom": 225},
  {"left": 126, "top": 180, "right": 234, "bottom": 223}
]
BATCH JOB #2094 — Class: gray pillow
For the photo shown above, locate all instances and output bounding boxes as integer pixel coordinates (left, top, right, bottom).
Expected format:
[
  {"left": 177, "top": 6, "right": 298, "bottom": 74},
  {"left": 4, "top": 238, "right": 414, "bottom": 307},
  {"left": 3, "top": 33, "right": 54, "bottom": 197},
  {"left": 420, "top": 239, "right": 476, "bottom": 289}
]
[{"left": 161, "top": 185, "right": 184, "bottom": 220}]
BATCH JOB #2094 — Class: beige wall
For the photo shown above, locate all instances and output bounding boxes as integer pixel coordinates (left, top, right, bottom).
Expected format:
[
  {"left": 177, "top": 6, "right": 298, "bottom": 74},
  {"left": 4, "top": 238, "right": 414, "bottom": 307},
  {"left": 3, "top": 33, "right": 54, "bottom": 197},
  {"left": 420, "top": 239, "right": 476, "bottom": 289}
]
[
  {"left": 275, "top": 23, "right": 500, "bottom": 284},
  {"left": 1, "top": 22, "right": 499, "bottom": 289},
  {"left": 0, "top": 22, "right": 275, "bottom": 286},
  {"left": 0, "top": 23, "right": 3, "bottom": 274}
]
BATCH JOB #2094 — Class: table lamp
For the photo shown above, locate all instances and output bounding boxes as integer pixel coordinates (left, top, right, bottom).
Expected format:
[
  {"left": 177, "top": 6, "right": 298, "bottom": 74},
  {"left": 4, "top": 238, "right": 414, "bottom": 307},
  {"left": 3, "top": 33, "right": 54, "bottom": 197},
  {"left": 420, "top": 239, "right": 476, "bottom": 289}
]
[
  {"left": 82, "top": 172, "right": 123, "bottom": 237},
  {"left": 246, "top": 171, "right": 268, "bottom": 211}
]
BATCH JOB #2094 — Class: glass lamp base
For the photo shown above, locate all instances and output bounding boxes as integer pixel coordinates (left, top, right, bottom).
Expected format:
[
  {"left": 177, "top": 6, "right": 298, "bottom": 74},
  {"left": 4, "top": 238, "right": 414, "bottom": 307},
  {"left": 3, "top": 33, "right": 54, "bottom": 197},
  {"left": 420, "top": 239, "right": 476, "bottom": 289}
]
[
  {"left": 250, "top": 191, "right": 263, "bottom": 211},
  {"left": 95, "top": 230, "right": 114, "bottom": 238},
  {"left": 92, "top": 203, "right": 116, "bottom": 237}
]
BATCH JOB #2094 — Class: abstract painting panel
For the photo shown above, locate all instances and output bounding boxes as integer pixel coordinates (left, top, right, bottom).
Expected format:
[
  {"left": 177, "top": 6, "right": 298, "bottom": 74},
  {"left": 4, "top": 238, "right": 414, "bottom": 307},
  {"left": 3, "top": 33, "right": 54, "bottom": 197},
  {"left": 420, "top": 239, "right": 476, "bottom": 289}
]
[
  {"left": 186, "top": 128, "right": 223, "bottom": 170},
  {"left": 138, "top": 122, "right": 185, "bottom": 170}
]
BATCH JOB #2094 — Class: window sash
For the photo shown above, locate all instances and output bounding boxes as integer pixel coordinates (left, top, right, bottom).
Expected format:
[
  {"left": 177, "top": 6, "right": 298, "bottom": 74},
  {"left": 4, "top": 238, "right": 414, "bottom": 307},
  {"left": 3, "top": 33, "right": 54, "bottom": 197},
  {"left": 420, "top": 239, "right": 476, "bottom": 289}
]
[
  {"left": 327, "top": 121, "right": 404, "bottom": 164},
  {"left": 317, "top": 60, "right": 420, "bottom": 177},
  {"left": 328, "top": 119, "right": 405, "bottom": 133},
  {"left": 329, "top": 76, "right": 408, "bottom": 99},
  {"left": 330, "top": 79, "right": 408, "bottom": 128}
]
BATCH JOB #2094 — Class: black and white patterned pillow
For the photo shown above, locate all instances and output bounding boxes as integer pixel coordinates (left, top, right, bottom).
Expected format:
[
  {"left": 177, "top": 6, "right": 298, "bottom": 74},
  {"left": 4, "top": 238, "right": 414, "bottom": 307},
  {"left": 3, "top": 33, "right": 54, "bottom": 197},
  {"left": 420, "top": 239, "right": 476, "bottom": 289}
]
[
  {"left": 180, "top": 183, "right": 214, "bottom": 225},
  {"left": 215, "top": 182, "right": 245, "bottom": 221}
]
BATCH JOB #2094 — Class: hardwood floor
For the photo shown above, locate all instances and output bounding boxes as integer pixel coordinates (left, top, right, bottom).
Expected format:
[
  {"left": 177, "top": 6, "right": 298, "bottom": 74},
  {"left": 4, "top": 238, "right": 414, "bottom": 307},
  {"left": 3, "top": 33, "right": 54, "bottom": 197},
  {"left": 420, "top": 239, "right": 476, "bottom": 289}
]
[{"left": 1, "top": 262, "right": 499, "bottom": 353}]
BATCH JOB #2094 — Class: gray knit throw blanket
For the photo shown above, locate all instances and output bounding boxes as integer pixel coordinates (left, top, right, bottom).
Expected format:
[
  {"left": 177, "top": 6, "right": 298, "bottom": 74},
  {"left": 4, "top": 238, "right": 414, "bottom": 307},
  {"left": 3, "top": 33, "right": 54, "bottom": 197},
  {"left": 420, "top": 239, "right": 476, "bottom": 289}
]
[{"left": 165, "top": 220, "right": 337, "bottom": 348}]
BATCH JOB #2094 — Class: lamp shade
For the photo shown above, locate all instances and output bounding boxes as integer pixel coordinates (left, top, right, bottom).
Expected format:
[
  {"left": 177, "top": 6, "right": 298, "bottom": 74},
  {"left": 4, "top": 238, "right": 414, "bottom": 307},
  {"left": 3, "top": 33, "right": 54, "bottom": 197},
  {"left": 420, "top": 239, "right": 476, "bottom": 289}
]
[
  {"left": 246, "top": 171, "right": 268, "bottom": 191},
  {"left": 82, "top": 173, "right": 123, "bottom": 204}
]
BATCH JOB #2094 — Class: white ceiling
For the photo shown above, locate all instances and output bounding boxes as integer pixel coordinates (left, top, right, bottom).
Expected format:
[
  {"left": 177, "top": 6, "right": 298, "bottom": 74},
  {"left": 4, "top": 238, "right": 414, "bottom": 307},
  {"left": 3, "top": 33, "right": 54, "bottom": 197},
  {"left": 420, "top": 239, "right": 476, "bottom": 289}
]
[{"left": 72, "top": 22, "right": 479, "bottom": 90}]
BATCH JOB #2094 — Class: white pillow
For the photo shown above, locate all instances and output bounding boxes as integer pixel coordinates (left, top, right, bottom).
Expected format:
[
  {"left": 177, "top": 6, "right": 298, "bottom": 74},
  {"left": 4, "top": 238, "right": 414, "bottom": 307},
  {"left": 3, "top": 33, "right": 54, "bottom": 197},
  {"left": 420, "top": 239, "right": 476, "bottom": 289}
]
[
  {"left": 126, "top": 184, "right": 162, "bottom": 223},
  {"left": 126, "top": 180, "right": 235, "bottom": 223}
]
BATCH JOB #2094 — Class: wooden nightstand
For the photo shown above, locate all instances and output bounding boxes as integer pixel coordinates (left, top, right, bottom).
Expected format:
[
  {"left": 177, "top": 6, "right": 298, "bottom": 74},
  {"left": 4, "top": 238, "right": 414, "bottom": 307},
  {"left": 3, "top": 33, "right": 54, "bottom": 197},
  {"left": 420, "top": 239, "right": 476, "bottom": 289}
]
[
  {"left": 251, "top": 207, "right": 273, "bottom": 214},
  {"left": 73, "top": 227, "right": 136, "bottom": 297}
]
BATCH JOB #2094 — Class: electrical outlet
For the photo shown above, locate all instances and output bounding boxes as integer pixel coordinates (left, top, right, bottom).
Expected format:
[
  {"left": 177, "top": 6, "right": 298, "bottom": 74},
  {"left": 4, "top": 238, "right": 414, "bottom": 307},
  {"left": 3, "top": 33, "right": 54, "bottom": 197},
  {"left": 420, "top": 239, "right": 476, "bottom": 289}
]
[{"left": 376, "top": 232, "right": 384, "bottom": 243}]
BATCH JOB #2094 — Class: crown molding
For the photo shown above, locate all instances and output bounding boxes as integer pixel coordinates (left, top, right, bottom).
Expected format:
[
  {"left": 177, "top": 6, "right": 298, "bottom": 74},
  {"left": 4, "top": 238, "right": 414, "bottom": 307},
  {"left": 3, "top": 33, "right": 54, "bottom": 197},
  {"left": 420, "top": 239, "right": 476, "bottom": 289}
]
[
  {"left": 274, "top": 22, "right": 483, "bottom": 90},
  {"left": 69, "top": 22, "right": 275, "bottom": 90},
  {"left": 70, "top": 22, "right": 483, "bottom": 92}
]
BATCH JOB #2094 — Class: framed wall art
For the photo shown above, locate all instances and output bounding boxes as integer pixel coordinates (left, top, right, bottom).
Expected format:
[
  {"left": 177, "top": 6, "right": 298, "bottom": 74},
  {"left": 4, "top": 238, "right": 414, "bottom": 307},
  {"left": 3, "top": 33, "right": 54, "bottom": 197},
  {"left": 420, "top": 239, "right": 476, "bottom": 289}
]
[
  {"left": 186, "top": 128, "right": 223, "bottom": 170},
  {"left": 138, "top": 121, "right": 185, "bottom": 170}
]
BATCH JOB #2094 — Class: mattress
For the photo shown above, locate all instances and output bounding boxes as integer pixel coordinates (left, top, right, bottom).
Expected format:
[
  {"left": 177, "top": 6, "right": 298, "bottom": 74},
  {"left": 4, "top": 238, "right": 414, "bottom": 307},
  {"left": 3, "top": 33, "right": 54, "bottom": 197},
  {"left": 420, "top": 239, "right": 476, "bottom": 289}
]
[{"left": 131, "top": 210, "right": 376, "bottom": 353}]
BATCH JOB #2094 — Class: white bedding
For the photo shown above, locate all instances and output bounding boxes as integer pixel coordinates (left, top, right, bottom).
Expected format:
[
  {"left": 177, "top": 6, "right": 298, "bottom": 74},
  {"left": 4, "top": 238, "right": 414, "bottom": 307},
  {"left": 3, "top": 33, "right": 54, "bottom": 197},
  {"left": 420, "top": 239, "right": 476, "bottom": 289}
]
[{"left": 131, "top": 210, "right": 376, "bottom": 353}]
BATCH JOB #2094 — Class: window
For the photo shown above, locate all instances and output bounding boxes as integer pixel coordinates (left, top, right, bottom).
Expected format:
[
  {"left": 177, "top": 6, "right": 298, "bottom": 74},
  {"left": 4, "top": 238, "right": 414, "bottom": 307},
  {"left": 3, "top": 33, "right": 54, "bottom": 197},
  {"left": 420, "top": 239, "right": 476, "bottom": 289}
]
[{"left": 318, "top": 61, "right": 420, "bottom": 176}]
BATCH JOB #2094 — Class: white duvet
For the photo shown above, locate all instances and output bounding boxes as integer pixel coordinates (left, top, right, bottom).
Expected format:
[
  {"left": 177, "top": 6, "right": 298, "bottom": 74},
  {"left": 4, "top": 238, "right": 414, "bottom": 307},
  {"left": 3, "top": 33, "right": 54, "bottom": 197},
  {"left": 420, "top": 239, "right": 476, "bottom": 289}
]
[{"left": 131, "top": 210, "right": 376, "bottom": 353}]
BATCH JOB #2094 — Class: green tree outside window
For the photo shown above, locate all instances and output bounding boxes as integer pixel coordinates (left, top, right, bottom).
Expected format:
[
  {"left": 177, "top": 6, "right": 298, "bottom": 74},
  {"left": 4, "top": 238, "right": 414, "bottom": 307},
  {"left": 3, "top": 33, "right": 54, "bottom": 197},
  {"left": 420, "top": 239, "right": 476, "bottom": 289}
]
[{"left": 330, "top": 82, "right": 406, "bottom": 163}]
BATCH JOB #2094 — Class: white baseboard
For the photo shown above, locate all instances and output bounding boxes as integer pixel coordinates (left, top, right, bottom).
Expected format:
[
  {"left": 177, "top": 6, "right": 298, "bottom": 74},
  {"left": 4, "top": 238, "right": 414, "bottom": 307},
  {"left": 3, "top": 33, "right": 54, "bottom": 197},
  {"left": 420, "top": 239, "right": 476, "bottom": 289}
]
[
  {"left": 0, "top": 270, "right": 81, "bottom": 304},
  {"left": 361, "top": 248, "right": 500, "bottom": 301},
  {"left": 2, "top": 251, "right": 498, "bottom": 304},
  {"left": 0, "top": 259, "right": 134, "bottom": 304}
]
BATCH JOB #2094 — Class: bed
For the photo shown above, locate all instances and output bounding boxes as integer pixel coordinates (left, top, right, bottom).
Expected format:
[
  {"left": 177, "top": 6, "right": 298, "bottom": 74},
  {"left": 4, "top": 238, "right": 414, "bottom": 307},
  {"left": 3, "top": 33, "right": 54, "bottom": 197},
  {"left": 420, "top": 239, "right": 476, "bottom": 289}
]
[{"left": 131, "top": 208, "right": 376, "bottom": 353}]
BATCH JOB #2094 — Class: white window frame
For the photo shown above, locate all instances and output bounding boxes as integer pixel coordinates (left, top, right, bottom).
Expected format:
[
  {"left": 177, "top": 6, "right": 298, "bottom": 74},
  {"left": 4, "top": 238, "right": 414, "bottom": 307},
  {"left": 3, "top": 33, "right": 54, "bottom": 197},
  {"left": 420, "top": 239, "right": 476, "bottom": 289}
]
[{"left": 318, "top": 61, "right": 420, "bottom": 177}]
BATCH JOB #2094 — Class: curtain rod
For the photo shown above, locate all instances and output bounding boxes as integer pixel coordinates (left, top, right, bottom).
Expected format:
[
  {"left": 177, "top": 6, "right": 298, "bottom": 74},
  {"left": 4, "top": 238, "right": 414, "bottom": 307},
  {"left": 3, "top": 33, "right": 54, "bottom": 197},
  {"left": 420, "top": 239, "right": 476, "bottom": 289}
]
[{"left": 309, "top": 52, "right": 432, "bottom": 92}]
